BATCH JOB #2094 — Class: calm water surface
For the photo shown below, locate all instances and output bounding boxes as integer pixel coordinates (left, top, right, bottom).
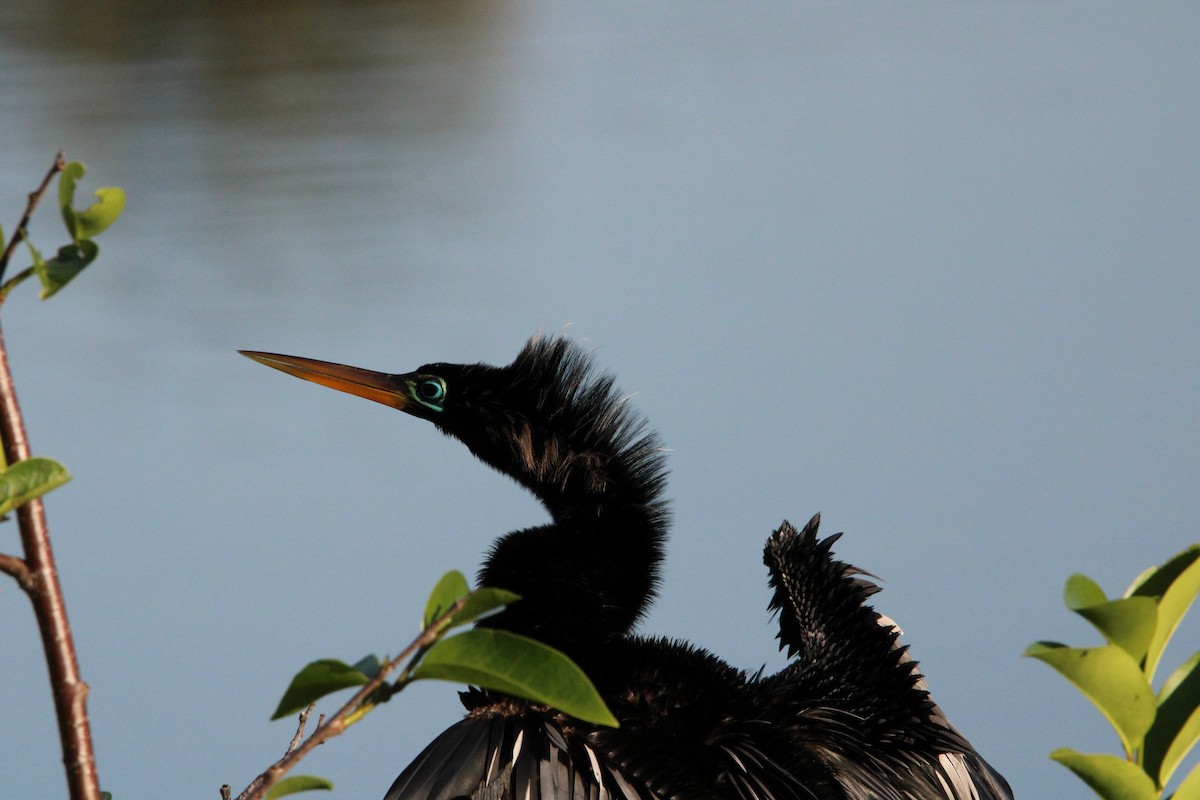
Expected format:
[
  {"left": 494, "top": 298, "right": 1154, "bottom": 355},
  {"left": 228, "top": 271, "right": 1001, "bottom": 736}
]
[{"left": 2, "top": 2, "right": 1198, "bottom": 798}]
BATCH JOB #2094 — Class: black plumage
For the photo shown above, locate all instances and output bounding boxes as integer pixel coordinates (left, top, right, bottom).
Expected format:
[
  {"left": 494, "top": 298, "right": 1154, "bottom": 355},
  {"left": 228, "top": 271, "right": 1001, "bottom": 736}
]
[{"left": 240, "top": 336, "right": 1013, "bottom": 800}]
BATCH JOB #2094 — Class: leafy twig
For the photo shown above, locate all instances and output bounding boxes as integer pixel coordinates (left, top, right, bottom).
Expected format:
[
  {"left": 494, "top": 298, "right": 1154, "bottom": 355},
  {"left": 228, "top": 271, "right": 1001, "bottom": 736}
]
[
  {"left": 0, "top": 152, "right": 101, "bottom": 800},
  {"left": 0, "top": 150, "right": 65, "bottom": 287},
  {"left": 231, "top": 597, "right": 468, "bottom": 800}
]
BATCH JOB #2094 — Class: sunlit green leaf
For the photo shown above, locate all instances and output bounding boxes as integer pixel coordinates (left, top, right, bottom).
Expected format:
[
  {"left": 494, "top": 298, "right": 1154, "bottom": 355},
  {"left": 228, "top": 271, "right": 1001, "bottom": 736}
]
[
  {"left": 36, "top": 241, "right": 98, "bottom": 299},
  {"left": 1049, "top": 748, "right": 1156, "bottom": 800},
  {"left": 1130, "top": 546, "right": 1200, "bottom": 680},
  {"left": 56, "top": 160, "right": 125, "bottom": 243},
  {"left": 1146, "top": 650, "right": 1200, "bottom": 787},
  {"left": 1128, "top": 546, "right": 1200, "bottom": 598},
  {"left": 58, "top": 161, "right": 85, "bottom": 239},
  {"left": 1173, "top": 760, "right": 1200, "bottom": 800},
  {"left": 412, "top": 629, "right": 618, "bottom": 727},
  {"left": 272, "top": 659, "right": 369, "bottom": 720},
  {"left": 424, "top": 570, "right": 470, "bottom": 629},
  {"left": 74, "top": 187, "right": 126, "bottom": 240},
  {"left": 1071, "top": 594, "right": 1158, "bottom": 664},
  {"left": 0, "top": 457, "right": 71, "bottom": 516},
  {"left": 1025, "top": 642, "right": 1156, "bottom": 755},
  {"left": 1066, "top": 573, "right": 1108, "bottom": 609},
  {"left": 263, "top": 775, "right": 333, "bottom": 800}
]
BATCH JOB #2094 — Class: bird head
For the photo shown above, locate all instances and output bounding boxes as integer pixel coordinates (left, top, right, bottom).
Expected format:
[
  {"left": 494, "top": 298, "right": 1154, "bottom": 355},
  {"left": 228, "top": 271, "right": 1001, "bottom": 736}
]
[
  {"left": 239, "top": 338, "right": 668, "bottom": 522},
  {"left": 237, "top": 349, "right": 502, "bottom": 437}
]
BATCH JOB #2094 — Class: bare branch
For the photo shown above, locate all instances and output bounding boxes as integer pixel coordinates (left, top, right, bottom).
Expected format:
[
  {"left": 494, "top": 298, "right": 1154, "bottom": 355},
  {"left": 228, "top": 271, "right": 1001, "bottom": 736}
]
[
  {"left": 0, "top": 551, "right": 31, "bottom": 588},
  {"left": 232, "top": 597, "right": 468, "bottom": 800},
  {"left": 0, "top": 150, "right": 65, "bottom": 287}
]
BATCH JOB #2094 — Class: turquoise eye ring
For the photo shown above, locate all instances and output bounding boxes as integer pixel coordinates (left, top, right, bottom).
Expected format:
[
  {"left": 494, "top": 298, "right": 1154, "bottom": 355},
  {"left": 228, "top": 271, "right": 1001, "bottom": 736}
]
[{"left": 416, "top": 377, "right": 446, "bottom": 407}]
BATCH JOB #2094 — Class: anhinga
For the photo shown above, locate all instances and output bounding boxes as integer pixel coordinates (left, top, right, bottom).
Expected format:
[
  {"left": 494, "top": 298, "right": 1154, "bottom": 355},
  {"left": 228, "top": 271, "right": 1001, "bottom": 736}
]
[{"left": 241, "top": 336, "right": 1013, "bottom": 800}]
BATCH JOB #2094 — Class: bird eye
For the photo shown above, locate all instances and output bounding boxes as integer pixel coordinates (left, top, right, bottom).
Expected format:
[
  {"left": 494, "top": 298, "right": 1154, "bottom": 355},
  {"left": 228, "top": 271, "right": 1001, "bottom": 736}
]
[{"left": 416, "top": 377, "right": 446, "bottom": 404}]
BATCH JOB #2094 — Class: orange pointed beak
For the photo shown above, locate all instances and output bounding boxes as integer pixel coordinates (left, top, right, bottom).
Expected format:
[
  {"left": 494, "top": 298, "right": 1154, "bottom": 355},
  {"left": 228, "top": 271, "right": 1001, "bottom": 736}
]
[{"left": 239, "top": 350, "right": 408, "bottom": 410}]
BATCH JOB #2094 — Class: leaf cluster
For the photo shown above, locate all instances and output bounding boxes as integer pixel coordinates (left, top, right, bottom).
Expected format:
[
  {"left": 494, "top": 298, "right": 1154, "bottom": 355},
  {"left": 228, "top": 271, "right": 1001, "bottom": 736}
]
[
  {"left": 0, "top": 161, "right": 125, "bottom": 525},
  {"left": 0, "top": 161, "right": 125, "bottom": 301},
  {"left": 262, "top": 570, "right": 617, "bottom": 798},
  {"left": 1026, "top": 545, "right": 1200, "bottom": 799}
]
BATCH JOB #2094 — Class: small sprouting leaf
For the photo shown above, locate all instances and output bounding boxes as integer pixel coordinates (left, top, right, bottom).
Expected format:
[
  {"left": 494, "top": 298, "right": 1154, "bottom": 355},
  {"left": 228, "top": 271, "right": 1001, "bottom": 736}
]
[
  {"left": 58, "top": 161, "right": 85, "bottom": 239},
  {"left": 1049, "top": 748, "right": 1157, "bottom": 800},
  {"left": 412, "top": 629, "right": 618, "bottom": 727},
  {"left": 56, "top": 159, "right": 125, "bottom": 247},
  {"left": 1131, "top": 546, "right": 1200, "bottom": 680},
  {"left": 272, "top": 659, "right": 369, "bottom": 720},
  {"left": 1065, "top": 573, "right": 1107, "bottom": 609},
  {"left": 36, "top": 241, "right": 98, "bottom": 299},
  {"left": 74, "top": 186, "right": 126, "bottom": 240},
  {"left": 0, "top": 457, "right": 71, "bottom": 516},
  {"left": 263, "top": 775, "right": 333, "bottom": 800},
  {"left": 1025, "top": 642, "right": 1156, "bottom": 755},
  {"left": 1145, "top": 649, "right": 1200, "bottom": 787},
  {"left": 424, "top": 570, "right": 470, "bottom": 629}
]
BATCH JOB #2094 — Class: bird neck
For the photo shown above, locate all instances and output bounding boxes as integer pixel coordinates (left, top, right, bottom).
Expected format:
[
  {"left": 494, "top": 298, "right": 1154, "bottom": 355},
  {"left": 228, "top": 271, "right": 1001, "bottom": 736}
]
[
  {"left": 477, "top": 509, "right": 664, "bottom": 659},
  {"left": 468, "top": 421, "right": 669, "bottom": 657}
]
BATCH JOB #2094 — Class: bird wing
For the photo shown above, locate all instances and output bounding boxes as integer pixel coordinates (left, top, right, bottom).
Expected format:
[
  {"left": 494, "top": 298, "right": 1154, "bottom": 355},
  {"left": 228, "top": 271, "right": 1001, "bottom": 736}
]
[
  {"left": 761, "top": 516, "right": 1014, "bottom": 800},
  {"left": 382, "top": 715, "right": 656, "bottom": 800}
]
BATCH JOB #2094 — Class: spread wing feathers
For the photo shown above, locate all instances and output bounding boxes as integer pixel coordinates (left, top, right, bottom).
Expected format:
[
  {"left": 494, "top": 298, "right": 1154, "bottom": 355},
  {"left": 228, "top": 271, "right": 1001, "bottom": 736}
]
[
  {"left": 382, "top": 715, "right": 654, "bottom": 800},
  {"left": 759, "top": 516, "right": 1013, "bottom": 800},
  {"left": 386, "top": 654, "right": 824, "bottom": 800}
]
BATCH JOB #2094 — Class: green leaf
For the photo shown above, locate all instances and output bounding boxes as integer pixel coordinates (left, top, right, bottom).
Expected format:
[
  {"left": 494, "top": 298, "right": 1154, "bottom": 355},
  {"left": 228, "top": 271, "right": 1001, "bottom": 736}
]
[
  {"left": 0, "top": 457, "right": 71, "bottom": 516},
  {"left": 56, "top": 161, "right": 125, "bottom": 242},
  {"left": 1049, "top": 748, "right": 1157, "bottom": 800},
  {"left": 263, "top": 775, "right": 333, "bottom": 800},
  {"left": 272, "top": 659, "right": 369, "bottom": 720},
  {"left": 412, "top": 629, "right": 618, "bottom": 727},
  {"left": 1173, "top": 760, "right": 1200, "bottom": 800},
  {"left": 74, "top": 186, "right": 126, "bottom": 240},
  {"left": 36, "top": 241, "right": 98, "bottom": 299},
  {"left": 1128, "top": 546, "right": 1200, "bottom": 598},
  {"left": 352, "top": 654, "right": 383, "bottom": 679},
  {"left": 1131, "top": 546, "right": 1200, "bottom": 680},
  {"left": 58, "top": 161, "right": 85, "bottom": 240},
  {"left": 424, "top": 570, "right": 470, "bottom": 629},
  {"left": 1073, "top": 595, "right": 1159, "bottom": 664},
  {"left": 1025, "top": 642, "right": 1156, "bottom": 755},
  {"left": 1066, "top": 573, "right": 1108, "bottom": 609},
  {"left": 1146, "top": 650, "right": 1200, "bottom": 786},
  {"left": 447, "top": 587, "right": 520, "bottom": 629},
  {"left": 422, "top": 573, "right": 519, "bottom": 633}
]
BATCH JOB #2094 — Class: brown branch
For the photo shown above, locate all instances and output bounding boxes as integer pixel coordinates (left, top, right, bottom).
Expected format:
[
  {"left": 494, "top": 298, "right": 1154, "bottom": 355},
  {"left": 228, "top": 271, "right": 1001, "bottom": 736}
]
[
  {"left": 0, "top": 551, "right": 32, "bottom": 589},
  {"left": 232, "top": 598, "right": 468, "bottom": 800},
  {"left": 0, "top": 316, "right": 99, "bottom": 799},
  {"left": 0, "top": 150, "right": 65, "bottom": 287}
]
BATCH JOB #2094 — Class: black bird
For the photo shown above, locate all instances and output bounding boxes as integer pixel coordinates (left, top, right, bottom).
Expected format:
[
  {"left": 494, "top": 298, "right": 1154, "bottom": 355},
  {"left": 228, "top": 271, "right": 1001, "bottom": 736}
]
[{"left": 241, "top": 336, "right": 1012, "bottom": 800}]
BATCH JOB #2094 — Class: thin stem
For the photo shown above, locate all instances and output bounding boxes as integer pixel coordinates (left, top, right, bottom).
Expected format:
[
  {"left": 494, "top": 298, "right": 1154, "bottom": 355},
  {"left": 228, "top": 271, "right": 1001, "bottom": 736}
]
[
  {"left": 0, "top": 151, "right": 65, "bottom": 287},
  {"left": 0, "top": 551, "right": 32, "bottom": 588},
  {"left": 0, "top": 318, "right": 100, "bottom": 800},
  {"left": 233, "top": 597, "right": 468, "bottom": 800}
]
